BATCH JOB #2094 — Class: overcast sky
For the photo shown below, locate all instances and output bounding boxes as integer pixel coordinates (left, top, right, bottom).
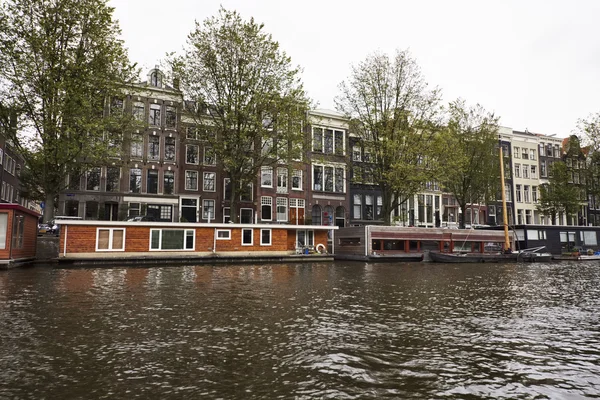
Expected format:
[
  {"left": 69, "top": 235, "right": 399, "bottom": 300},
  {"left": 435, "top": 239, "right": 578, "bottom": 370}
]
[{"left": 109, "top": 0, "right": 600, "bottom": 137}]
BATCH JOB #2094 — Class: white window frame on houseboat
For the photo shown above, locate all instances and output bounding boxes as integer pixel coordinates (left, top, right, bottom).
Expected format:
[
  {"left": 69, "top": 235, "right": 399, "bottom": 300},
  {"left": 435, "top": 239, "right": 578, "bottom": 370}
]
[
  {"left": 216, "top": 229, "right": 231, "bottom": 240},
  {"left": 260, "top": 229, "right": 272, "bottom": 246},
  {"left": 241, "top": 228, "right": 253, "bottom": 246},
  {"left": 95, "top": 228, "right": 126, "bottom": 252},
  {"left": 149, "top": 229, "right": 195, "bottom": 251},
  {"left": 296, "top": 230, "right": 314, "bottom": 248}
]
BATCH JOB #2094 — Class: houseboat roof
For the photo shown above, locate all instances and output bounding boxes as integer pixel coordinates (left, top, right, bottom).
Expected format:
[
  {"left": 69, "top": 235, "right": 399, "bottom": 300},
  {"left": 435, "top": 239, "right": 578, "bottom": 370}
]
[{"left": 56, "top": 220, "right": 338, "bottom": 230}]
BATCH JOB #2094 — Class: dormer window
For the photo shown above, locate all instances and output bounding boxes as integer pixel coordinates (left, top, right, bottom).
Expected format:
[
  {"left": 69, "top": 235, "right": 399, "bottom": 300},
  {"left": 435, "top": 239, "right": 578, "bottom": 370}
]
[{"left": 150, "top": 71, "right": 162, "bottom": 87}]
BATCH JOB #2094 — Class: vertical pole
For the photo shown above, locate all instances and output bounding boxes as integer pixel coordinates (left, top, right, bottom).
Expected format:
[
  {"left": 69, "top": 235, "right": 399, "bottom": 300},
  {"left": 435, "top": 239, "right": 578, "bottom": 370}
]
[{"left": 499, "top": 145, "right": 511, "bottom": 251}]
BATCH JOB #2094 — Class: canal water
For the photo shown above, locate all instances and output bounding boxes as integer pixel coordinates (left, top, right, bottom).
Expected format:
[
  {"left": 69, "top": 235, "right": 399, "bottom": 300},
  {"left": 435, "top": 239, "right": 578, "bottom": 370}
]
[{"left": 1, "top": 262, "right": 599, "bottom": 399}]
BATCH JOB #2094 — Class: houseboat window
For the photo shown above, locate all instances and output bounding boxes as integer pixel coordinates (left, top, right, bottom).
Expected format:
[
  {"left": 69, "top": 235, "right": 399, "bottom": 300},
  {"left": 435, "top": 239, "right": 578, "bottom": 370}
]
[
  {"left": 583, "top": 231, "right": 597, "bottom": 246},
  {"left": 260, "top": 229, "right": 272, "bottom": 246},
  {"left": 150, "top": 229, "right": 195, "bottom": 250},
  {"left": 242, "top": 228, "right": 253, "bottom": 246},
  {"left": 409, "top": 240, "right": 419, "bottom": 251},
  {"left": 96, "top": 228, "right": 125, "bottom": 251},
  {"left": 297, "top": 230, "right": 314, "bottom": 247},
  {"left": 11, "top": 214, "right": 24, "bottom": 249},
  {"left": 383, "top": 240, "right": 404, "bottom": 251},
  {"left": 0, "top": 213, "right": 7, "bottom": 249},
  {"left": 339, "top": 237, "right": 361, "bottom": 247},
  {"left": 216, "top": 229, "right": 231, "bottom": 240},
  {"left": 421, "top": 241, "right": 439, "bottom": 252}
]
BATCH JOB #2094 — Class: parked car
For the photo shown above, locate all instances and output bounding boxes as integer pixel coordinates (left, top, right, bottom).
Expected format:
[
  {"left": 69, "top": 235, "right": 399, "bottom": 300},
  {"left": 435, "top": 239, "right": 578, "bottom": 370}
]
[
  {"left": 126, "top": 215, "right": 157, "bottom": 222},
  {"left": 37, "top": 223, "right": 51, "bottom": 236}
]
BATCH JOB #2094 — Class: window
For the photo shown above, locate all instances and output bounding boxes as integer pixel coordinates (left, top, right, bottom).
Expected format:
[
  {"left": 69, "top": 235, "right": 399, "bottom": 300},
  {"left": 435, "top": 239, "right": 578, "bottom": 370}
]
[
  {"left": 277, "top": 168, "right": 288, "bottom": 193},
  {"left": 277, "top": 198, "right": 288, "bottom": 221},
  {"left": 240, "top": 183, "right": 253, "bottom": 202},
  {"left": 223, "top": 207, "right": 230, "bottom": 223},
  {"left": 297, "top": 230, "right": 314, "bottom": 247},
  {"left": 554, "top": 145, "right": 560, "bottom": 158},
  {"left": 530, "top": 149, "right": 536, "bottom": 160},
  {"left": 353, "top": 146, "right": 361, "bottom": 161},
  {"left": 261, "top": 196, "right": 272, "bottom": 221},
  {"left": 147, "top": 170, "right": 158, "bottom": 194},
  {"left": 240, "top": 208, "right": 253, "bottom": 224},
  {"left": 165, "top": 106, "right": 176, "bottom": 128},
  {"left": 149, "top": 104, "right": 161, "bottom": 126},
  {"left": 164, "top": 171, "right": 174, "bottom": 194},
  {"left": 376, "top": 196, "right": 383, "bottom": 218},
  {"left": 522, "top": 148, "right": 529, "bottom": 159},
  {"left": 129, "top": 168, "right": 141, "bottom": 193},
  {"left": 204, "top": 147, "right": 215, "bottom": 165},
  {"left": 523, "top": 165, "right": 529, "bottom": 179},
  {"left": 514, "top": 164, "right": 520, "bottom": 178},
  {"left": 524, "top": 185, "right": 530, "bottom": 203},
  {"left": 85, "top": 201, "right": 99, "bottom": 219},
  {"left": 185, "top": 171, "right": 198, "bottom": 191},
  {"left": 353, "top": 194, "right": 361, "bottom": 219},
  {"left": 292, "top": 170, "right": 302, "bottom": 190},
  {"left": 106, "top": 167, "right": 120, "bottom": 192},
  {"left": 334, "top": 130, "right": 344, "bottom": 155},
  {"left": 541, "top": 161, "right": 547, "bottom": 177},
  {"left": 150, "top": 229, "right": 195, "bottom": 251},
  {"left": 260, "top": 229, "right": 272, "bottom": 246},
  {"left": 505, "top": 184, "right": 512, "bottom": 202},
  {"left": 150, "top": 71, "right": 162, "bottom": 87},
  {"left": 0, "top": 213, "right": 7, "bottom": 250},
  {"left": 133, "top": 102, "right": 144, "bottom": 121},
  {"left": 242, "top": 228, "right": 253, "bottom": 245},
  {"left": 261, "top": 137, "right": 273, "bottom": 156},
  {"left": 312, "top": 205, "right": 322, "bottom": 225},
  {"left": 86, "top": 168, "right": 100, "bottom": 191},
  {"left": 532, "top": 186, "right": 538, "bottom": 202},
  {"left": 261, "top": 167, "right": 273, "bottom": 187},
  {"left": 186, "top": 126, "right": 198, "bottom": 140},
  {"left": 165, "top": 137, "right": 175, "bottom": 162},
  {"left": 203, "top": 172, "right": 215, "bottom": 191},
  {"left": 130, "top": 133, "right": 143, "bottom": 158},
  {"left": 148, "top": 136, "right": 160, "bottom": 160},
  {"left": 513, "top": 147, "right": 520, "bottom": 158},
  {"left": 186, "top": 145, "right": 199, "bottom": 164},
  {"left": 202, "top": 199, "right": 215, "bottom": 220},
  {"left": 516, "top": 184, "right": 522, "bottom": 202},
  {"left": 217, "top": 229, "right": 231, "bottom": 240},
  {"left": 312, "top": 127, "right": 323, "bottom": 152},
  {"left": 111, "top": 98, "right": 123, "bottom": 115},
  {"left": 530, "top": 165, "right": 537, "bottom": 179},
  {"left": 365, "top": 195, "right": 374, "bottom": 220},
  {"left": 96, "top": 228, "right": 125, "bottom": 251},
  {"left": 11, "top": 214, "right": 24, "bottom": 249},
  {"left": 313, "top": 164, "right": 345, "bottom": 193}
]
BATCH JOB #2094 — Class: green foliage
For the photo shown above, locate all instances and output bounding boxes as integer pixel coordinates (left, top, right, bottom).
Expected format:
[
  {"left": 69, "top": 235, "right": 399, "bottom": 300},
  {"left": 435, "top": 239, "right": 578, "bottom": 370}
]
[
  {"left": 439, "top": 99, "right": 500, "bottom": 228},
  {"left": 537, "top": 161, "right": 581, "bottom": 223},
  {"left": 173, "top": 8, "right": 310, "bottom": 222},
  {"left": 0, "top": 0, "right": 135, "bottom": 220},
  {"left": 336, "top": 50, "right": 445, "bottom": 225}
]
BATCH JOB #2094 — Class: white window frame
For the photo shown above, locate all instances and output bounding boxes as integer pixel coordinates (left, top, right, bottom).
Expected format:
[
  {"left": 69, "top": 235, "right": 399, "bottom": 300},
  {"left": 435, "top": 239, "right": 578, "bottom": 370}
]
[
  {"left": 260, "top": 229, "right": 272, "bottom": 246},
  {"left": 223, "top": 207, "right": 230, "bottom": 223},
  {"left": 312, "top": 163, "right": 346, "bottom": 193},
  {"left": 203, "top": 146, "right": 215, "bottom": 165},
  {"left": 95, "top": 228, "right": 126, "bottom": 252},
  {"left": 261, "top": 196, "right": 272, "bottom": 221},
  {"left": 240, "top": 208, "right": 254, "bottom": 224},
  {"left": 186, "top": 144, "right": 200, "bottom": 165},
  {"left": 261, "top": 166, "right": 273, "bottom": 188},
  {"left": 241, "top": 228, "right": 253, "bottom": 246},
  {"left": 277, "top": 167, "right": 288, "bottom": 193},
  {"left": 149, "top": 229, "right": 195, "bottom": 251},
  {"left": 203, "top": 172, "right": 216, "bottom": 192},
  {"left": 202, "top": 199, "right": 215, "bottom": 220},
  {"left": 276, "top": 197, "right": 288, "bottom": 222},
  {"left": 216, "top": 229, "right": 231, "bottom": 240},
  {"left": 185, "top": 170, "right": 199, "bottom": 191},
  {"left": 352, "top": 145, "right": 361, "bottom": 161}
]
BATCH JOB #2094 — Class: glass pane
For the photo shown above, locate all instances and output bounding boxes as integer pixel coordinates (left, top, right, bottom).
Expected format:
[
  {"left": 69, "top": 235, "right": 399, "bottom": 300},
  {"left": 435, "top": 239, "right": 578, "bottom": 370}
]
[
  {"left": 151, "top": 230, "right": 160, "bottom": 249},
  {"left": 98, "top": 229, "right": 110, "bottom": 250},
  {"left": 112, "top": 229, "right": 124, "bottom": 250},
  {"left": 161, "top": 230, "right": 184, "bottom": 250}
]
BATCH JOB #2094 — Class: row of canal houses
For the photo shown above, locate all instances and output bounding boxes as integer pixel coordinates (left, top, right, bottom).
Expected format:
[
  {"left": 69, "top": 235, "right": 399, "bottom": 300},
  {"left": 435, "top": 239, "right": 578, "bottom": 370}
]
[{"left": 56, "top": 68, "right": 594, "bottom": 231}]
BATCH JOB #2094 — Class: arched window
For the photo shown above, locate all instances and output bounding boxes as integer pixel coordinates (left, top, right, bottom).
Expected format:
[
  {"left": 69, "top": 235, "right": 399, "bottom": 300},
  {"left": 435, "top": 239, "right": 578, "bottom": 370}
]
[
  {"left": 150, "top": 71, "right": 161, "bottom": 87},
  {"left": 335, "top": 206, "right": 345, "bottom": 228},
  {"left": 311, "top": 205, "right": 322, "bottom": 225}
]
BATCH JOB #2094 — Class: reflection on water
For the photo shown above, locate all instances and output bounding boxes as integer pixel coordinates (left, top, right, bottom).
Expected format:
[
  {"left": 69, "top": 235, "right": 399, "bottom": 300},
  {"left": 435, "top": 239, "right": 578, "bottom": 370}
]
[{"left": 1, "top": 262, "right": 600, "bottom": 399}]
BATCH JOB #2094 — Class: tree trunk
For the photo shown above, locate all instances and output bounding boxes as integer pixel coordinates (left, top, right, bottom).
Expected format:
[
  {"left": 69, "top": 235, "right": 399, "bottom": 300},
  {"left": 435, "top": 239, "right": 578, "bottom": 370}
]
[
  {"left": 229, "top": 184, "right": 239, "bottom": 223},
  {"left": 43, "top": 192, "right": 56, "bottom": 223},
  {"left": 458, "top": 202, "right": 467, "bottom": 229}
]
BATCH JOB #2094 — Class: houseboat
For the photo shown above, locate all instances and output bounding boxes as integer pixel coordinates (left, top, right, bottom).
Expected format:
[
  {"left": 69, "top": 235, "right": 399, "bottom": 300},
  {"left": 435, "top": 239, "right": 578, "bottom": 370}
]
[
  {"left": 57, "top": 220, "right": 337, "bottom": 266},
  {"left": 0, "top": 204, "right": 40, "bottom": 268},
  {"left": 334, "top": 225, "right": 513, "bottom": 262}
]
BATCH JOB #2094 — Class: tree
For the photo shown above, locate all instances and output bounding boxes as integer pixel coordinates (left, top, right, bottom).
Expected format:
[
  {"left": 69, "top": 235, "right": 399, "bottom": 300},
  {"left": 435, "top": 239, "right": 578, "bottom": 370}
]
[
  {"left": 0, "top": 0, "right": 135, "bottom": 221},
  {"left": 336, "top": 50, "right": 445, "bottom": 225},
  {"left": 576, "top": 113, "right": 600, "bottom": 203},
  {"left": 439, "top": 100, "right": 500, "bottom": 228},
  {"left": 537, "top": 161, "right": 580, "bottom": 225},
  {"left": 173, "top": 8, "right": 310, "bottom": 223}
]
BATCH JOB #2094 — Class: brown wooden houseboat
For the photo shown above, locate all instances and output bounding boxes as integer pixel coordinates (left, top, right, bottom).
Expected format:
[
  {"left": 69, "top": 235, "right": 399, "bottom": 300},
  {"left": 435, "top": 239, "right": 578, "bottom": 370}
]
[{"left": 0, "top": 204, "right": 40, "bottom": 268}]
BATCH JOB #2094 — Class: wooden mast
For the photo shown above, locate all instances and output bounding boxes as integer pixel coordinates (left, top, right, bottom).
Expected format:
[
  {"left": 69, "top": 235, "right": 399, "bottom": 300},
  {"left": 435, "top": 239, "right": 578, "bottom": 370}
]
[{"left": 499, "top": 144, "right": 511, "bottom": 251}]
